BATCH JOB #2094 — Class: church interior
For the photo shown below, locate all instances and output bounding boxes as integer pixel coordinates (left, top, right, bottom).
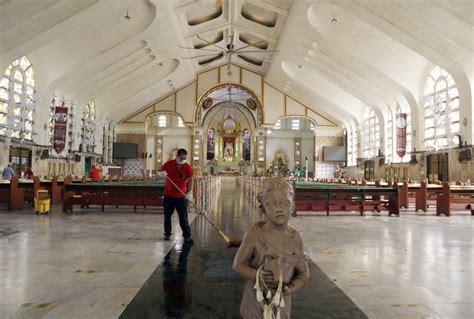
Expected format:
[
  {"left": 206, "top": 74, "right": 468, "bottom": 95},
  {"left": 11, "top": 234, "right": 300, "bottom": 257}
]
[{"left": 0, "top": 0, "right": 473, "bottom": 318}]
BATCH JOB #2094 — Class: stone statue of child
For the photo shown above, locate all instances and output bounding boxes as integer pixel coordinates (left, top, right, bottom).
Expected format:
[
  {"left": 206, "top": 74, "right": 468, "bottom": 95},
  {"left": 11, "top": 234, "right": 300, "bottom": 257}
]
[{"left": 233, "top": 178, "right": 309, "bottom": 319}]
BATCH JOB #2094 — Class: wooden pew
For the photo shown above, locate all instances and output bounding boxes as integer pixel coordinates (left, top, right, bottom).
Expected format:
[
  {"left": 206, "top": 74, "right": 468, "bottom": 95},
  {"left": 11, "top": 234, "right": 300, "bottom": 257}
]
[
  {"left": 23, "top": 177, "right": 41, "bottom": 207},
  {"left": 0, "top": 177, "right": 25, "bottom": 211},
  {"left": 51, "top": 176, "right": 62, "bottom": 204},
  {"left": 436, "top": 183, "right": 474, "bottom": 216},
  {"left": 62, "top": 181, "right": 164, "bottom": 213},
  {"left": 293, "top": 182, "right": 400, "bottom": 217}
]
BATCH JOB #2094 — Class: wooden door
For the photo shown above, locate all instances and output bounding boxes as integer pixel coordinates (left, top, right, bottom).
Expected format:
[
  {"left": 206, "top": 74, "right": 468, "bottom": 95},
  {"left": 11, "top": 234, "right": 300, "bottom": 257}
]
[
  {"left": 364, "top": 160, "right": 374, "bottom": 181},
  {"left": 427, "top": 153, "right": 449, "bottom": 183},
  {"left": 9, "top": 147, "right": 32, "bottom": 177}
]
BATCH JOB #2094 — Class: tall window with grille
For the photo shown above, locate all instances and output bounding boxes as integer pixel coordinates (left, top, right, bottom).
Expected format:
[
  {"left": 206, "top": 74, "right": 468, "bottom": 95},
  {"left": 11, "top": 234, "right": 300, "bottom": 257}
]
[
  {"left": 396, "top": 101, "right": 412, "bottom": 162},
  {"left": 0, "top": 56, "right": 36, "bottom": 140},
  {"left": 423, "top": 65, "right": 460, "bottom": 149},
  {"left": 363, "top": 108, "right": 380, "bottom": 158},
  {"left": 386, "top": 111, "right": 393, "bottom": 162},
  {"left": 158, "top": 115, "right": 167, "bottom": 127},
  {"left": 347, "top": 125, "right": 358, "bottom": 166},
  {"left": 81, "top": 101, "right": 96, "bottom": 154}
]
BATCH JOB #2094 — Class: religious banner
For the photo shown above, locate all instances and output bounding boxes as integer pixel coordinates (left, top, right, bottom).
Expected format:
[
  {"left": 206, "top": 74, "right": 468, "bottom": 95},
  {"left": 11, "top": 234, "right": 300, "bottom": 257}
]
[
  {"left": 53, "top": 106, "right": 68, "bottom": 153},
  {"left": 396, "top": 113, "right": 407, "bottom": 157}
]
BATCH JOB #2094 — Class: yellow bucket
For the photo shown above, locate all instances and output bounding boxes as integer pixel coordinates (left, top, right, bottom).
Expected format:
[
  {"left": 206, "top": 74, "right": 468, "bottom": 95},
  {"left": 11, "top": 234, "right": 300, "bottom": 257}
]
[{"left": 35, "top": 190, "right": 51, "bottom": 214}]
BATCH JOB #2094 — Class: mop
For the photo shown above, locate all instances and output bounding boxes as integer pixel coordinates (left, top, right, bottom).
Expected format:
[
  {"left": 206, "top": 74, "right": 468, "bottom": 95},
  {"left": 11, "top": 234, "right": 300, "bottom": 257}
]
[{"left": 165, "top": 175, "right": 242, "bottom": 248}]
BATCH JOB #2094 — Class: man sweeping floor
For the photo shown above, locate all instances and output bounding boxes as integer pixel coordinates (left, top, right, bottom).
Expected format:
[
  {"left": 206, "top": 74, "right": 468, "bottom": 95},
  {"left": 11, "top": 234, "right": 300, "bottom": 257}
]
[{"left": 159, "top": 148, "right": 194, "bottom": 244}]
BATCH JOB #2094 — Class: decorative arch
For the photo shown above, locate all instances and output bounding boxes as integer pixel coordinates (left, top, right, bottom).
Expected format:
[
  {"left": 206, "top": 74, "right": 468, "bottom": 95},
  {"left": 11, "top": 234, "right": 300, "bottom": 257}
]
[{"left": 195, "top": 83, "right": 263, "bottom": 127}]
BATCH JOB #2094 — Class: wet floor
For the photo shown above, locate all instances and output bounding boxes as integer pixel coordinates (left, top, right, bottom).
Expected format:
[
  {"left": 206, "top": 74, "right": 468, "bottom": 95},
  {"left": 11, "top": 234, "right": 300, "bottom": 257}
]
[{"left": 120, "top": 178, "right": 367, "bottom": 318}]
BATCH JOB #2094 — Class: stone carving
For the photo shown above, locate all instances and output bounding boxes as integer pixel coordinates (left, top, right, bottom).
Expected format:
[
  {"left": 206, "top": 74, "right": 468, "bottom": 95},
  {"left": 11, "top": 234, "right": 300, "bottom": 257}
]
[{"left": 233, "top": 178, "right": 309, "bottom": 319}]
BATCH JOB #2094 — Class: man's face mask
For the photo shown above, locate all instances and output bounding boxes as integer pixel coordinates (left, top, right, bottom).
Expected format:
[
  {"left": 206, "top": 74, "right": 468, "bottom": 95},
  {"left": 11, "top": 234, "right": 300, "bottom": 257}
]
[{"left": 177, "top": 158, "right": 186, "bottom": 165}]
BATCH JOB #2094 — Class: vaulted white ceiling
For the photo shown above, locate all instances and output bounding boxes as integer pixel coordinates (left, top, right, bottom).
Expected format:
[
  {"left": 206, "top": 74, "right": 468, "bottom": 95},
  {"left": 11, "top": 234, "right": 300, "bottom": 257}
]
[{"left": 1, "top": 0, "right": 472, "bottom": 135}]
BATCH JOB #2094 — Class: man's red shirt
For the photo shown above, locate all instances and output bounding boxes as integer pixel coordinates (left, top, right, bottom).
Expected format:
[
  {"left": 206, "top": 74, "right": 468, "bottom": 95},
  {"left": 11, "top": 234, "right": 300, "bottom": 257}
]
[
  {"left": 89, "top": 167, "right": 101, "bottom": 182},
  {"left": 161, "top": 159, "right": 193, "bottom": 198}
]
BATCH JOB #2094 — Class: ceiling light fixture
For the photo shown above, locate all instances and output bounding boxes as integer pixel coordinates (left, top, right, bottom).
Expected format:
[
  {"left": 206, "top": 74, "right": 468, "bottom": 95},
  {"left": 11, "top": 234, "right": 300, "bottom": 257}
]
[
  {"left": 124, "top": 9, "right": 131, "bottom": 20},
  {"left": 331, "top": 12, "right": 337, "bottom": 23}
]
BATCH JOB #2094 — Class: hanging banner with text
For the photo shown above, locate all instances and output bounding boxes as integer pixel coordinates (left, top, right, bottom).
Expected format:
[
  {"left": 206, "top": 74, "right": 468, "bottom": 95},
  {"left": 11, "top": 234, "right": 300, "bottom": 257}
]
[
  {"left": 396, "top": 113, "right": 407, "bottom": 157},
  {"left": 53, "top": 106, "right": 68, "bottom": 154}
]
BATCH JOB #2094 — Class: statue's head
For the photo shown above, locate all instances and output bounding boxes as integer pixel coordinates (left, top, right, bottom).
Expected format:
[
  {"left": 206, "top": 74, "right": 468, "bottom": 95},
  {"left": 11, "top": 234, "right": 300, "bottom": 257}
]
[{"left": 257, "top": 178, "right": 294, "bottom": 226}]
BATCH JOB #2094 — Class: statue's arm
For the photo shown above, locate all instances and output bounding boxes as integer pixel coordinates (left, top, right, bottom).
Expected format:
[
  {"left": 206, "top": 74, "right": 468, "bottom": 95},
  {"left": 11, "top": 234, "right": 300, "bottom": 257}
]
[
  {"left": 285, "top": 232, "right": 309, "bottom": 295},
  {"left": 232, "top": 228, "right": 258, "bottom": 281}
]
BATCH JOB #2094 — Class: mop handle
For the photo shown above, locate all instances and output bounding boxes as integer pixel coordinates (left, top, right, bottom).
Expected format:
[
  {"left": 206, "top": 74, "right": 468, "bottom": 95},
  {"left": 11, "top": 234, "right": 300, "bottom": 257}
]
[{"left": 165, "top": 175, "right": 231, "bottom": 243}]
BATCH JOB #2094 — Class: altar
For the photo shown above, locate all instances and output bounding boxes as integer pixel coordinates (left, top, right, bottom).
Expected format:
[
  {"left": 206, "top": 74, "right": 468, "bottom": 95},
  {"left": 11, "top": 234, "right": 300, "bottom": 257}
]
[
  {"left": 203, "top": 106, "right": 254, "bottom": 176},
  {"left": 217, "top": 166, "right": 240, "bottom": 176}
]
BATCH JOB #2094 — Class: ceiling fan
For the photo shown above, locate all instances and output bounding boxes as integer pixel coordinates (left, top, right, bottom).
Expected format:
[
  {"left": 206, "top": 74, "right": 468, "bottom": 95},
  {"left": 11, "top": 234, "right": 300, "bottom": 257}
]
[{"left": 180, "top": 30, "right": 278, "bottom": 69}]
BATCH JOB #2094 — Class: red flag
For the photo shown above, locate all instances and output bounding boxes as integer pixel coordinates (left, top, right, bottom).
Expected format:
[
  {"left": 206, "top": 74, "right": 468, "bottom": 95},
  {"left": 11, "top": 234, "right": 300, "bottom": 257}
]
[{"left": 53, "top": 106, "right": 68, "bottom": 153}]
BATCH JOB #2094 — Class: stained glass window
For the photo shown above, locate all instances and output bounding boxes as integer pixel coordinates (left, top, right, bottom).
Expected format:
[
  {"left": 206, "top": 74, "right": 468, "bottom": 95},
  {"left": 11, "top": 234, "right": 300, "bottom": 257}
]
[
  {"left": 207, "top": 128, "right": 215, "bottom": 160},
  {"left": 243, "top": 128, "right": 251, "bottom": 161},
  {"left": 423, "top": 65, "right": 459, "bottom": 149},
  {"left": 0, "top": 56, "right": 35, "bottom": 139}
]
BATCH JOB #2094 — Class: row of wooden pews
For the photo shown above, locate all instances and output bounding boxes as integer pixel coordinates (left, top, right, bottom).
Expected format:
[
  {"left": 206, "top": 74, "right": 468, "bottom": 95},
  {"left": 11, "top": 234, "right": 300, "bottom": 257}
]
[
  {"left": 62, "top": 176, "right": 165, "bottom": 213},
  {"left": 237, "top": 177, "right": 473, "bottom": 217},
  {"left": 318, "top": 178, "right": 473, "bottom": 217}
]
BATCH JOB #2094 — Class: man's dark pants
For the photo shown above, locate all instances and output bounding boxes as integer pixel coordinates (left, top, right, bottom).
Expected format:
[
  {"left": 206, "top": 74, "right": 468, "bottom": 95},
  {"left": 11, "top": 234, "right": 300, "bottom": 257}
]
[{"left": 163, "top": 196, "right": 191, "bottom": 238}]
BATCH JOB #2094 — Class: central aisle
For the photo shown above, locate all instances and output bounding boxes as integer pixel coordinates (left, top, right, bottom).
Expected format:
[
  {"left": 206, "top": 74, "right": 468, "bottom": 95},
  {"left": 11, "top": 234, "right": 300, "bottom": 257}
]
[{"left": 120, "top": 178, "right": 367, "bottom": 318}]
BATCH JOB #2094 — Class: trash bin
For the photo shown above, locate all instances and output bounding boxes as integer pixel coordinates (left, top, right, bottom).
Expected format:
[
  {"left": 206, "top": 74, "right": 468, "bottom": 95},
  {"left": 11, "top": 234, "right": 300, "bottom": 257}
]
[{"left": 35, "top": 189, "right": 50, "bottom": 215}]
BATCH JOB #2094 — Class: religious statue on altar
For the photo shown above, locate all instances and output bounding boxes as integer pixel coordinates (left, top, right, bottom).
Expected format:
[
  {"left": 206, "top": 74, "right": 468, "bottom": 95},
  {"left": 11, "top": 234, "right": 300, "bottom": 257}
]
[{"left": 224, "top": 141, "right": 234, "bottom": 162}]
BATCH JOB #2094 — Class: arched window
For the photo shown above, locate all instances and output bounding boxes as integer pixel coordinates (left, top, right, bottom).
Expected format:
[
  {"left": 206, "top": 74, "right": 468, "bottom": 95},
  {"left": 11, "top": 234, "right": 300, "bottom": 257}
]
[
  {"left": 81, "top": 101, "right": 96, "bottom": 154},
  {"left": 363, "top": 107, "right": 380, "bottom": 158},
  {"left": 177, "top": 116, "right": 185, "bottom": 127},
  {"left": 207, "top": 128, "right": 215, "bottom": 160},
  {"left": 291, "top": 118, "right": 300, "bottom": 130},
  {"left": 274, "top": 119, "right": 281, "bottom": 130},
  {"left": 0, "top": 56, "right": 35, "bottom": 139},
  {"left": 158, "top": 115, "right": 167, "bottom": 127},
  {"left": 385, "top": 110, "right": 394, "bottom": 162},
  {"left": 423, "top": 65, "right": 460, "bottom": 149},
  {"left": 243, "top": 128, "right": 251, "bottom": 161},
  {"left": 347, "top": 124, "right": 358, "bottom": 166}
]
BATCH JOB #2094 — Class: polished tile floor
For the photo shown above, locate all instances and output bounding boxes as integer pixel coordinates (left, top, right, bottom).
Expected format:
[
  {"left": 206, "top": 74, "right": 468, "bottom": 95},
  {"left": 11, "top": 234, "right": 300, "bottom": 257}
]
[{"left": 0, "top": 178, "right": 472, "bottom": 318}]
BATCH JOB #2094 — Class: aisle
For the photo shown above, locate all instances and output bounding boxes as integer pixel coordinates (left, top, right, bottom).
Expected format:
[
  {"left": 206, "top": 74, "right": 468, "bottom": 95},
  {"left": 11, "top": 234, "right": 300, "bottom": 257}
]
[{"left": 120, "top": 178, "right": 367, "bottom": 318}]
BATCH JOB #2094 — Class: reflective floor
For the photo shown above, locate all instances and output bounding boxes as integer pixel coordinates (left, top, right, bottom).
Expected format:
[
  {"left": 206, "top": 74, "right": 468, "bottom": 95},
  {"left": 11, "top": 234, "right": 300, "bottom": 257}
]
[
  {"left": 0, "top": 178, "right": 473, "bottom": 318},
  {"left": 120, "top": 178, "right": 366, "bottom": 318}
]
